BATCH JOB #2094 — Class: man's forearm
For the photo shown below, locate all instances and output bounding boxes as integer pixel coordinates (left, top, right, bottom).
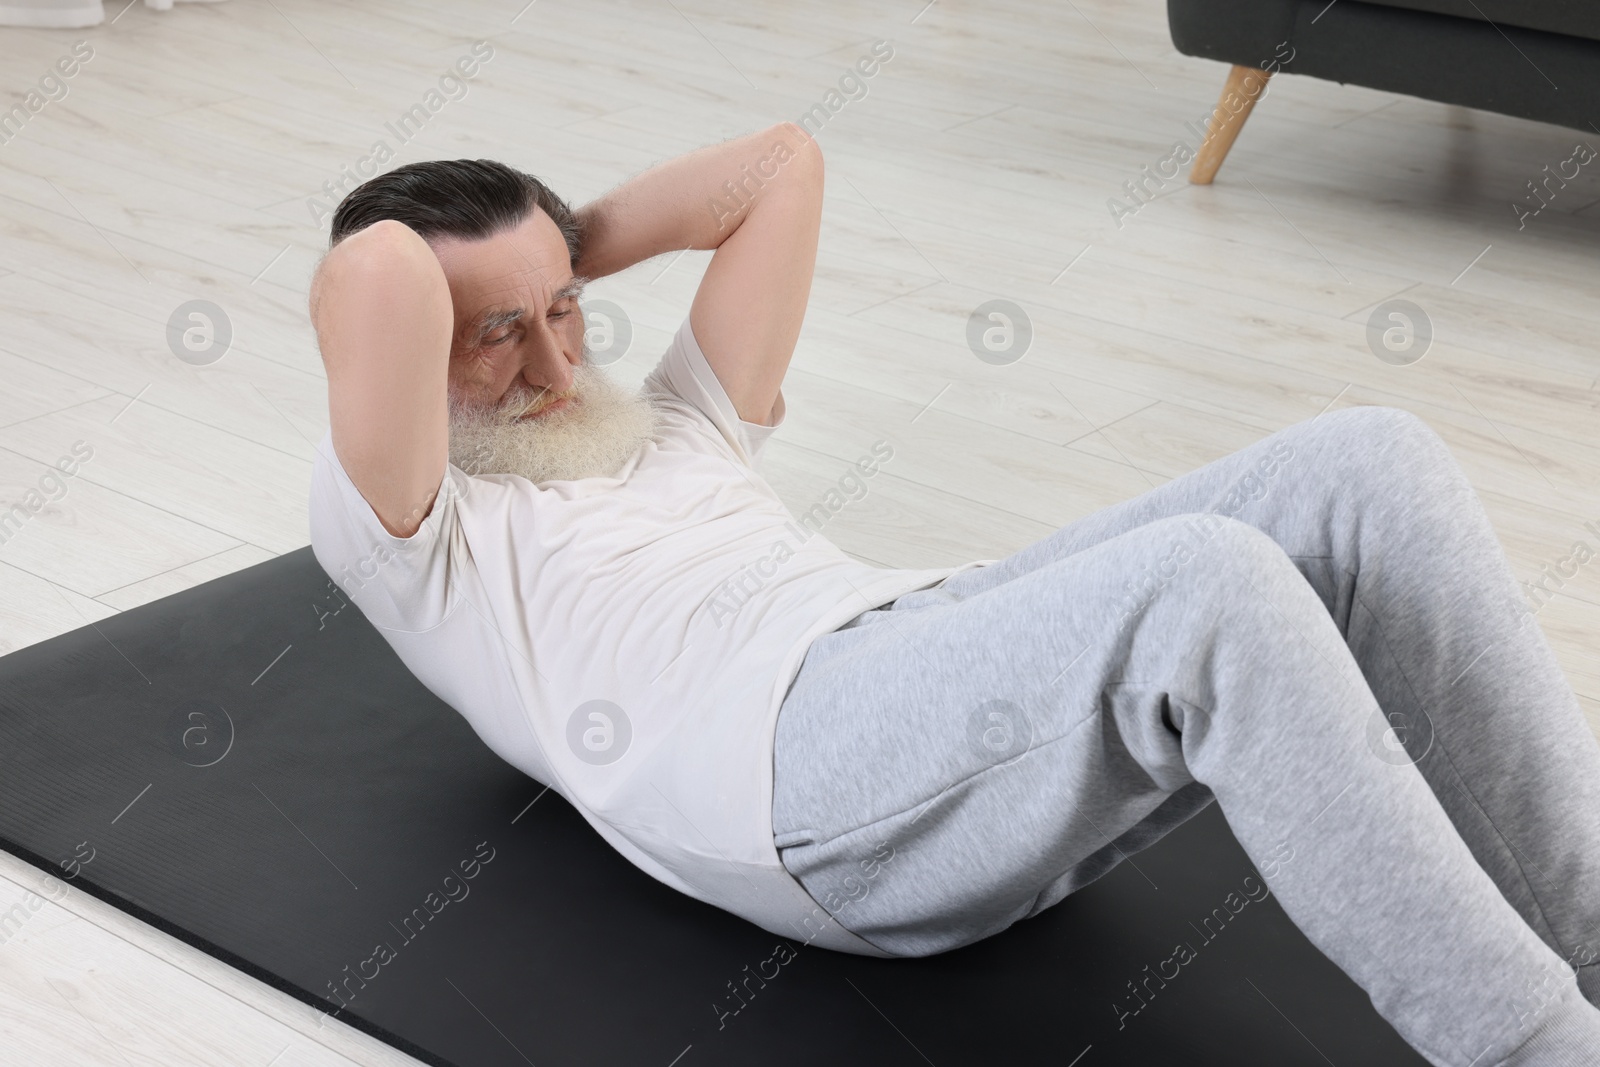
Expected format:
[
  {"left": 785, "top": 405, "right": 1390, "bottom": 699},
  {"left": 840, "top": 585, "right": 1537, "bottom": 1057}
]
[{"left": 572, "top": 122, "right": 817, "bottom": 281}]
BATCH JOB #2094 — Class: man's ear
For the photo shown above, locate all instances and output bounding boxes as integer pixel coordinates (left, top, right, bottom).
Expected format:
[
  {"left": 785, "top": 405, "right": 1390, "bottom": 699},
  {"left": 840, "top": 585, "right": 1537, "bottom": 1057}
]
[{"left": 307, "top": 257, "right": 328, "bottom": 327}]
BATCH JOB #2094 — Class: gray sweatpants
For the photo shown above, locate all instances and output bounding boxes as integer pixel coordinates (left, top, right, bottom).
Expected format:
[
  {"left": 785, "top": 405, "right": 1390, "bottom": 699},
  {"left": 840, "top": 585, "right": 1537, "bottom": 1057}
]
[{"left": 771, "top": 406, "right": 1600, "bottom": 1067}]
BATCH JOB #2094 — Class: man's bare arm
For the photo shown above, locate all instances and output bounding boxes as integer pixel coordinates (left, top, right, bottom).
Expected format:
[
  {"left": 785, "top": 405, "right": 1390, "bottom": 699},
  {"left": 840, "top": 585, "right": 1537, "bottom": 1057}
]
[
  {"left": 311, "top": 218, "right": 453, "bottom": 538},
  {"left": 574, "top": 122, "right": 823, "bottom": 426}
]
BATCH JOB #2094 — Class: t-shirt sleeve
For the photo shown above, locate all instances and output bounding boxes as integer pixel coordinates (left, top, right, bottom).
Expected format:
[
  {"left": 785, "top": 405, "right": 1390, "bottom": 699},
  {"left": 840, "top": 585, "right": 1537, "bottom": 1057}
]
[
  {"left": 307, "top": 430, "right": 464, "bottom": 634},
  {"left": 641, "top": 314, "right": 786, "bottom": 468}
]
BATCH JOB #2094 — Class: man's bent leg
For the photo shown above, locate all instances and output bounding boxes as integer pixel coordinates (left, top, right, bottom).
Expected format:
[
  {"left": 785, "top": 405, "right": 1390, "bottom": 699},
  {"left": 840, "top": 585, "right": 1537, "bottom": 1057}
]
[
  {"left": 879, "top": 406, "right": 1600, "bottom": 999},
  {"left": 774, "top": 514, "right": 1600, "bottom": 1066}
]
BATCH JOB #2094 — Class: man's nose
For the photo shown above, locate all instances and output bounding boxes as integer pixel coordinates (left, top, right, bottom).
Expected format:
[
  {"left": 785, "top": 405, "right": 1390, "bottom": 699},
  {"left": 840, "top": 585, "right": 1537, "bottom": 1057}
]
[{"left": 520, "top": 328, "right": 577, "bottom": 397}]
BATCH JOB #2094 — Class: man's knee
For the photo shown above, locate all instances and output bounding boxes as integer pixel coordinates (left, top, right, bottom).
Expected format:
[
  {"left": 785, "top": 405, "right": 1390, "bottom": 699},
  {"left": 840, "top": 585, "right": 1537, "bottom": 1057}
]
[
  {"left": 1316, "top": 406, "right": 1452, "bottom": 471},
  {"left": 1192, "top": 515, "right": 1304, "bottom": 591},
  {"left": 1315, "top": 406, "right": 1472, "bottom": 516},
  {"left": 1318, "top": 404, "right": 1422, "bottom": 436},
  {"left": 1118, "top": 513, "right": 1297, "bottom": 611}
]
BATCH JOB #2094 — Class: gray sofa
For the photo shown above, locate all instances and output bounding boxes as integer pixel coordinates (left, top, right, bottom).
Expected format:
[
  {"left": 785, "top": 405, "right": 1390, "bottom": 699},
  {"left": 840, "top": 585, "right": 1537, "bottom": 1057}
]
[{"left": 1168, "top": 0, "right": 1600, "bottom": 183}]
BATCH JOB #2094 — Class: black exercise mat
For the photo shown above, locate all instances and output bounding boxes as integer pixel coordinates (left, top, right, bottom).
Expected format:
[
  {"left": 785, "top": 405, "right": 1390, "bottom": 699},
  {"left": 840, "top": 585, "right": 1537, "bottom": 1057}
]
[{"left": 0, "top": 547, "right": 1426, "bottom": 1066}]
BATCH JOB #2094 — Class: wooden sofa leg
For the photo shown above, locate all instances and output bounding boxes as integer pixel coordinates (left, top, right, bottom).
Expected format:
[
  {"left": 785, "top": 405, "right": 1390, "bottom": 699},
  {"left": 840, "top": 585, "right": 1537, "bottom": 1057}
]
[{"left": 1190, "top": 64, "right": 1273, "bottom": 185}]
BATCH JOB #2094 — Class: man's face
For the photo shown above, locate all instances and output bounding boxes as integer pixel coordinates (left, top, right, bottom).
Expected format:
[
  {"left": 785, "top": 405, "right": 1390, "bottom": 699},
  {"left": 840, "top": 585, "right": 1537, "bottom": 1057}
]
[
  {"left": 428, "top": 208, "right": 658, "bottom": 483},
  {"left": 430, "top": 208, "right": 585, "bottom": 420}
]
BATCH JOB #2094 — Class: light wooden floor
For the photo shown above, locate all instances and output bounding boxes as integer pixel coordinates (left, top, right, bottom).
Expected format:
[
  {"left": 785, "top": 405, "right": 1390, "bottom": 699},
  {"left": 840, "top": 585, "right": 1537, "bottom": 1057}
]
[{"left": 1, "top": 0, "right": 1597, "bottom": 1062}]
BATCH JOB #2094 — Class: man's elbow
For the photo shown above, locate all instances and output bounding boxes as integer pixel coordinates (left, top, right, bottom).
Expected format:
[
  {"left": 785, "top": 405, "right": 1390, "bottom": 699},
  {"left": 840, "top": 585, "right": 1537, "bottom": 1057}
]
[
  {"left": 312, "top": 220, "right": 443, "bottom": 329},
  {"left": 769, "top": 121, "right": 823, "bottom": 191},
  {"left": 325, "top": 218, "right": 435, "bottom": 276}
]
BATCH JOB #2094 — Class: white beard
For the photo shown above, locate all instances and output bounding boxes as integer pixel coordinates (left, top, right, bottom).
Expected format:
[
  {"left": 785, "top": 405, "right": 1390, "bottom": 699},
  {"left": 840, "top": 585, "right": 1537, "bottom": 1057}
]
[{"left": 447, "top": 358, "right": 661, "bottom": 484}]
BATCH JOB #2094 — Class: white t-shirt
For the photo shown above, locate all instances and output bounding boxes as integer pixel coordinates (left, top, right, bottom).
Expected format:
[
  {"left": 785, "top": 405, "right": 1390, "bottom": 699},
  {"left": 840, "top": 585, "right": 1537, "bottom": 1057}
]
[{"left": 308, "top": 315, "right": 991, "bottom": 955}]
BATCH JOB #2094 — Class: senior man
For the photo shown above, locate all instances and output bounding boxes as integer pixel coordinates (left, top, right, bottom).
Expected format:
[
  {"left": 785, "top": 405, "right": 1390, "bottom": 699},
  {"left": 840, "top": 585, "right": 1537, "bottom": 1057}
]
[{"left": 307, "top": 122, "right": 1600, "bottom": 1066}]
